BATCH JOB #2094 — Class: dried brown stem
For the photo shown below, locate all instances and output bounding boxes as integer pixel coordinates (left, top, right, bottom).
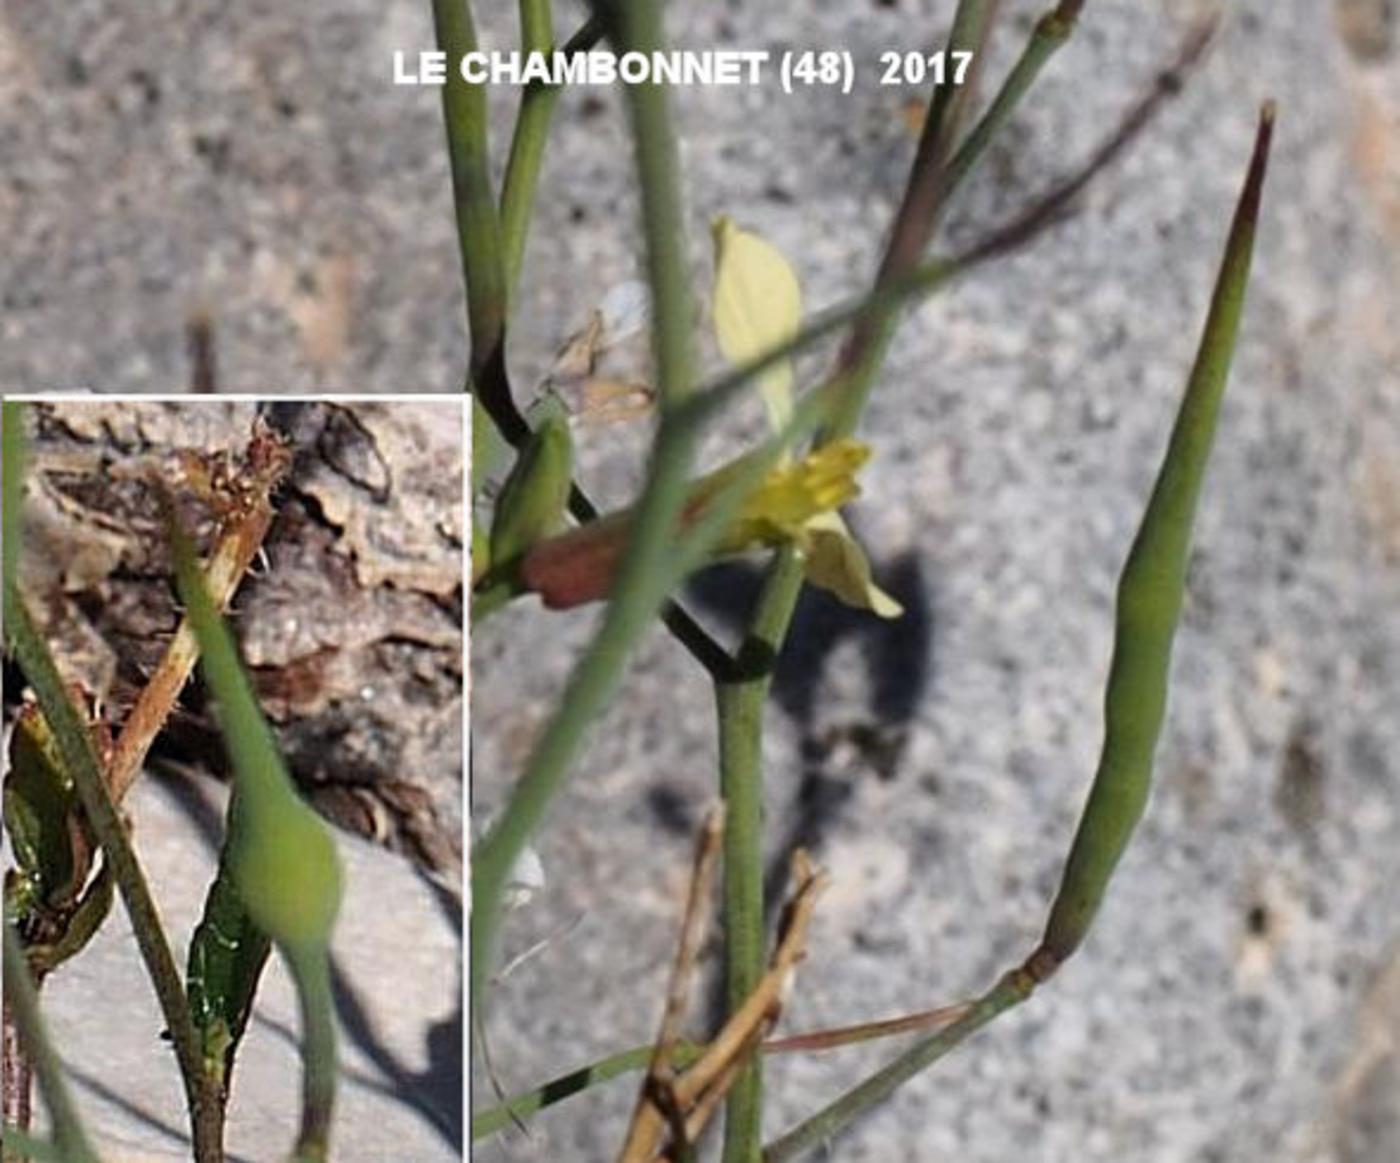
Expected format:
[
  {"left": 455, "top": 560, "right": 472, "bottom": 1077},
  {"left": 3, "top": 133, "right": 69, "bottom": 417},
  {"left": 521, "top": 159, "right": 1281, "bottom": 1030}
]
[
  {"left": 762, "top": 1000, "right": 975, "bottom": 1055},
  {"left": 618, "top": 805, "right": 726, "bottom": 1163},
  {"left": 106, "top": 420, "right": 290, "bottom": 804},
  {"left": 672, "top": 851, "right": 826, "bottom": 1112}
]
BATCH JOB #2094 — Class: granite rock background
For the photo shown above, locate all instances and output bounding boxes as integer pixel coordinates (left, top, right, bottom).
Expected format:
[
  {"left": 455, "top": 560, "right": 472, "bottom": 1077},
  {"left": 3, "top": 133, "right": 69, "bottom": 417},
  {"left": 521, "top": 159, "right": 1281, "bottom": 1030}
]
[{"left": 3, "top": 0, "right": 1399, "bottom": 1161}]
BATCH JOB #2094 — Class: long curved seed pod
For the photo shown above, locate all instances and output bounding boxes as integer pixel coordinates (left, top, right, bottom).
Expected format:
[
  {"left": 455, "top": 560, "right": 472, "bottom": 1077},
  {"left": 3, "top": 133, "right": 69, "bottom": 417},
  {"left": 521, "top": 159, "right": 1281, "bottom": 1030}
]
[
  {"left": 1028, "top": 102, "right": 1276, "bottom": 981},
  {"left": 759, "top": 102, "right": 1277, "bottom": 1163}
]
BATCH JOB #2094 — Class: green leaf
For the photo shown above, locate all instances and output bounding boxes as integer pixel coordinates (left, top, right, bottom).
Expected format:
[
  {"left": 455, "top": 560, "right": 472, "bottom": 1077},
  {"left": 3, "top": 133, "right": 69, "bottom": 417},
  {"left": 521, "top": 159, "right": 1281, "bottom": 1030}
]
[
  {"left": 4, "top": 707, "right": 85, "bottom": 912},
  {"left": 186, "top": 850, "right": 272, "bottom": 1087}
]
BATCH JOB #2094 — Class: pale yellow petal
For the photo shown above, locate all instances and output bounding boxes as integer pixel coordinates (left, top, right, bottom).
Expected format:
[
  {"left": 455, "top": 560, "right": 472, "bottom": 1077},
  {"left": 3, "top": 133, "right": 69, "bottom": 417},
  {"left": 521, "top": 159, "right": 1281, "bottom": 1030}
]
[
  {"left": 711, "top": 217, "right": 802, "bottom": 431},
  {"left": 800, "top": 512, "right": 904, "bottom": 619}
]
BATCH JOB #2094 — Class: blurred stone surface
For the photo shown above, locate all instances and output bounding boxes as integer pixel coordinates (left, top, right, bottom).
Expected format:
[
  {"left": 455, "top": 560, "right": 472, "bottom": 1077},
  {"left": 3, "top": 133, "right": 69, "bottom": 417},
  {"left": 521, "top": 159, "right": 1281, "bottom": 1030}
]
[{"left": 2, "top": 0, "right": 1398, "bottom": 1160}]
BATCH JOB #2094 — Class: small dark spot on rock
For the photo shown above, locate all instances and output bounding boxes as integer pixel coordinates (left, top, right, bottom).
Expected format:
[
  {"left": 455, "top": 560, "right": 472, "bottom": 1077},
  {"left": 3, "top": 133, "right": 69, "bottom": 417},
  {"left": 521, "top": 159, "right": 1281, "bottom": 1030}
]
[
  {"left": 1247, "top": 903, "right": 1271, "bottom": 937},
  {"left": 192, "top": 134, "right": 231, "bottom": 173},
  {"left": 646, "top": 785, "right": 694, "bottom": 837},
  {"left": 128, "top": 69, "right": 161, "bottom": 108},
  {"left": 1275, "top": 720, "right": 1326, "bottom": 837}
]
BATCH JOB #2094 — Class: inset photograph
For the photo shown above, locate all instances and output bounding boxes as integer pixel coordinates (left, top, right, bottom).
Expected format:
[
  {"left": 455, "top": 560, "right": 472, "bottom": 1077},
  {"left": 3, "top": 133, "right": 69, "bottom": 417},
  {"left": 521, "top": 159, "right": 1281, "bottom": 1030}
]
[{"left": 2, "top": 398, "right": 465, "bottom": 1161}]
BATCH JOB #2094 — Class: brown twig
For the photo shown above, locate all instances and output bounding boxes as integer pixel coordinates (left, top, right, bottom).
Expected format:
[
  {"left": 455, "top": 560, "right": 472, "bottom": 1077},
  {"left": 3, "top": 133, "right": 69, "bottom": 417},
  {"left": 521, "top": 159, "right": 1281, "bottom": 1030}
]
[
  {"left": 106, "top": 418, "right": 291, "bottom": 804},
  {"left": 616, "top": 843, "right": 826, "bottom": 1163},
  {"left": 762, "top": 1000, "right": 975, "bottom": 1056},
  {"left": 671, "top": 851, "right": 826, "bottom": 1113},
  {"left": 618, "top": 805, "right": 727, "bottom": 1163}
]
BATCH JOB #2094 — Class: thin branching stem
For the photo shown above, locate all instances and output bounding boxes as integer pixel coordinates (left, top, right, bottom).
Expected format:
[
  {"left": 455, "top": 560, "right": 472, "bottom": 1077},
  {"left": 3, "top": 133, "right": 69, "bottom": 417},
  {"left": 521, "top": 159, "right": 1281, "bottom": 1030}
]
[
  {"left": 762, "top": 100, "right": 1275, "bottom": 1163},
  {"left": 432, "top": 0, "right": 508, "bottom": 387},
  {"left": 762, "top": 970, "right": 1037, "bottom": 1162},
  {"left": 717, "top": 4, "right": 997, "bottom": 1156},
  {"left": 472, "top": 0, "right": 701, "bottom": 1011},
  {"left": 3, "top": 596, "right": 209, "bottom": 1133},
  {"left": 501, "top": 15, "right": 606, "bottom": 290}
]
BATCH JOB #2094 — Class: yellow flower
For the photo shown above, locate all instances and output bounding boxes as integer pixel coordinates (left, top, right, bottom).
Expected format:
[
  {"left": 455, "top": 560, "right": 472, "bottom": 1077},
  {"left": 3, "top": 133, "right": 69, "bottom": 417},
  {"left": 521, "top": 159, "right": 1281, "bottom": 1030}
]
[
  {"left": 718, "top": 439, "right": 903, "bottom": 619},
  {"left": 514, "top": 225, "right": 905, "bottom": 620},
  {"left": 723, "top": 440, "right": 868, "bottom": 549}
]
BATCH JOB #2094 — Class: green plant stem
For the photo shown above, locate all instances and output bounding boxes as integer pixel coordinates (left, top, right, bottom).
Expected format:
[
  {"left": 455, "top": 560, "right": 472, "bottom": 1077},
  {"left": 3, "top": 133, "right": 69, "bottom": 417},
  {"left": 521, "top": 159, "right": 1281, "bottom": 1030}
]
[
  {"left": 289, "top": 947, "right": 337, "bottom": 1162},
  {"left": 2, "top": 926, "right": 97, "bottom": 1163},
  {"left": 717, "top": 5, "right": 997, "bottom": 1157},
  {"left": 472, "top": 997, "right": 971, "bottom": 1138},
  {"left": 824, "top": 0, "right": 1077, "bottom": 442},
  {"left": 472, "top": 0, "right": 700, "bottom": 1012},
  {"left": 610, "top": 9, "right": 693, "bottom": 413},
  {"left": 714, "top": 552, "right": 804, "bottom": 1161},
  {"left": 432, "top": 0, "right": 508, "bottom": 384},
  {"left": 762, "top": 970, "right": 1037, "bottom": 1162},
  {"left": 501, "top": 15, "right": 606, "bottom": 291},
  {"left": 940, "top": 1, "right": 1086, "bottom": 206},
  {"left": 3, "top": 596, "right": 208, "bottom": 1127}
]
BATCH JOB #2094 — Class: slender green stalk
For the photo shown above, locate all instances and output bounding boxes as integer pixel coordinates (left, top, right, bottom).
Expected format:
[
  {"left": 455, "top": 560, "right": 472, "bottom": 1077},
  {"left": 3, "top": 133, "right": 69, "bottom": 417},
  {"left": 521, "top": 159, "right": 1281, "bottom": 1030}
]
[
  {"left": 714, "top": 553, "right": 803, "bottom": 1161},
  {"left": 500, "top": 0, "right": 554, "bottom": 291},
  {"left": 606, "top": 3, "right": 693, "bottom": 412},
  {"left": 432, "top": 0, "right": 508, "bottom": 383},
  {"left": 473, "top": 1042, "right": 701, "bottom": 1139},
  {"left": 468, "top": 2, "right": 724, "bottom": 676},
  {"left": 719, "top": 4, "right": 997, "bottom": 1155},
  {"left": 472, "top": 0, "right": 700, "bottom": 1011},
  {"left": 472, "top": 995, "right": 971, "bottom": 1136},
  {"left": 518, "top": 0, "right": 552, "bottom": 55},
  {"left": 824, "top": 0, "right": 1074, "bottom": 442},
  {"left": 501, "top": 15, "right": 606, "bottom": 290},
  {"left": 172, "top": 520, "right": 343, "bottom": 1160},
  {"left": 939, "top": 1, "right": 1087, "bottom": 205},
  {"left": 3, "top": 926, "right": 98, "bottom": 1163},
  {"left": 3, "top": 596, "right": 204, "bottom": 1111},
  {"left": 762, "top": 970, "right": 1036, "bottom": 1162},
  {"left": 289, "top": 948, "right": 337, "bottom": 1162}
]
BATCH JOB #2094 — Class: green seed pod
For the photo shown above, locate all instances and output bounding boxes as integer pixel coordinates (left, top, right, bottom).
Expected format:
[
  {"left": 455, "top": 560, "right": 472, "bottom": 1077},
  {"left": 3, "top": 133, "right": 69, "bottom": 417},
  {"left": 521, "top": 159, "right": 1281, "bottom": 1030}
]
[
  {"left": 489, "top": 415, "right": 573, "bottom": 569},
  {"left": 171, "top": 519, "right": 343, "bottom": 954},
  {"left": 1028, "top": 105, "right": 1275, "bottom": 982},
  {"left": 228, "top": 788, "right": 342, "bottom": 953}
]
